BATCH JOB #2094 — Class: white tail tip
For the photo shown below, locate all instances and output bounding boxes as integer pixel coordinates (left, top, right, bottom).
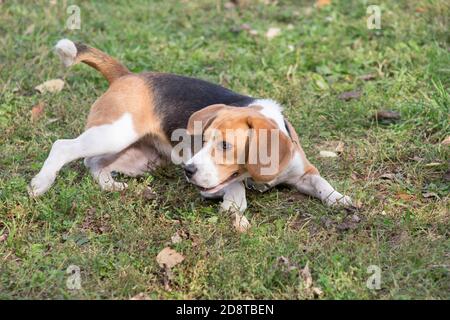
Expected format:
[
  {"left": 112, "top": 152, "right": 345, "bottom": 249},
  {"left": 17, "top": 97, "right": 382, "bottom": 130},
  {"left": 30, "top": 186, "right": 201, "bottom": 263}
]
[{"left": 55, "top": 39, "right": 77, "bottom": 67}]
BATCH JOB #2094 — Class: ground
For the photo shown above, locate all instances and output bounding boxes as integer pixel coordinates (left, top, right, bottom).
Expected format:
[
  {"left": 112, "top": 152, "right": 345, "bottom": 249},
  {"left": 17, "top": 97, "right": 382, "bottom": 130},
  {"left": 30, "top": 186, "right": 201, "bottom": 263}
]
[{"left": 0, "top": 0, "right": 449, "bottom": 299}]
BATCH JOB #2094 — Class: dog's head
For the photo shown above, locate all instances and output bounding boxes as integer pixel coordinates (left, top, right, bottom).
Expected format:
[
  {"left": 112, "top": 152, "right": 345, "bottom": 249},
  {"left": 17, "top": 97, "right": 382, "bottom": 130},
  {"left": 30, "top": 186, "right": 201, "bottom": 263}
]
[{"left": 184, "top": 104, "right": 294, "bottom": 194}]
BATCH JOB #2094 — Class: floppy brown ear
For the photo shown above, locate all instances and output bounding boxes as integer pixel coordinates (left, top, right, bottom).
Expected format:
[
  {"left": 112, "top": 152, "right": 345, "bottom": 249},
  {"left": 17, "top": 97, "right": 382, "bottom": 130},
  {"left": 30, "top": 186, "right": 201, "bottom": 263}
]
[
  {"left": 246, "top": 116, "right": 293, "bottom": 182},
  {"left": 187, "top": 104, "right": 227, "bottom": 135}
]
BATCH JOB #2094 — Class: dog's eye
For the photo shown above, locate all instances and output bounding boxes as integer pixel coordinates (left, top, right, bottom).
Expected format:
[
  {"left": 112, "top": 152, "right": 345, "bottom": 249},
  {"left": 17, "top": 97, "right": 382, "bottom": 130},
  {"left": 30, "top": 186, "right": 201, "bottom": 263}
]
[{"left": 219, "top": 141, "right": 232, "bottom": 150}]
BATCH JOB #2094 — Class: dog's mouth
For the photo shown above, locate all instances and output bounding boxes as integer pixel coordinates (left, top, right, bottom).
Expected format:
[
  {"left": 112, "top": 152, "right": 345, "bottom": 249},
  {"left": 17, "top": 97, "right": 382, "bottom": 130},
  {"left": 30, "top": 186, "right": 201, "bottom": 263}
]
[{"left": 196, "top": 172, "right": 241, "bottom": 194}]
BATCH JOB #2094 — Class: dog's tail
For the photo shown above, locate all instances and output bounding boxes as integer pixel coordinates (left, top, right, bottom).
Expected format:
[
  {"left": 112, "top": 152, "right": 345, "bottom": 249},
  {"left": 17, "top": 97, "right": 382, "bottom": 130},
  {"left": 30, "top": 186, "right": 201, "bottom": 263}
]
[{"left": 54, "top": 39, "right": 130, "bottom": 84}]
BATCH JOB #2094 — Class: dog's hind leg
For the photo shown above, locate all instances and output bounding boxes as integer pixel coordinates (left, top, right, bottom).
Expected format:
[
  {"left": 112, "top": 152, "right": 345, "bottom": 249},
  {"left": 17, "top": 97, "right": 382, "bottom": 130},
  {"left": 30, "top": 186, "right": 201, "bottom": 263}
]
[
  {"left": 84, "top": 142, "right": 167, "bottom": 191},
  {"left": 29, "top": 113, "right": 142, "bottom": 197}
]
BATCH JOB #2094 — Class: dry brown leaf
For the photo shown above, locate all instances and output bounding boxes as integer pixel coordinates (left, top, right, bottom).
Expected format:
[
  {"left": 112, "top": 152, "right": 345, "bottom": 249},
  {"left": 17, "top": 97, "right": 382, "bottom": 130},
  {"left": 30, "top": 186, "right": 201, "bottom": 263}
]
[
  {"left": 35, "top": 79, "right": 64, "bottom": 94},
  {"left": 301, "top": 262, "right": 313, "bottom": 289},
  {"left": 443, "top": 170, "right": 450, "bottom": 182},
  {"left": 0, "top": 232, "right": 8, "bottom": 242},
  {"left": 422, "top": 192, "right": 439, "bottom": 199},
  {"left": 373, "top": 110, "right": 401, "bottom": 123},
  {"left": 232, "top": 213, "right": 251, "bottom": 233},
  {"left": 338, "top": 90, "right": 361, "bottom": 101},
  {"left": 441, "top": 136, "right": 450, "bottom": 146},
  {"left": 156, "top": 247, "right": 184, "bottom": 269},
  {"left": 316, "top": 0, "right": 331, "bottom": 8},
  {"left": 31, "top": 102, "right": 45, "bottom": 122},
  {"left": 24, "top": 24, "right": 35, "bottom": 35},
  {"left": 396, "top": 193, "right": 415, "bottom": 201},
  {"left": 312, "top": 287, "right": 323, "bottom": 297},
  {"left": 142, "top": 186, "right": 157, "bottom": 200},
  {"left": 171, "top": 232, "right": 182, "bottom": 244},
  {"left": 224, "top": 1, "right": 236, "bottom": 9},
  {"left": 265, "top": 27, "right": 281, "bottom": 40},
  {"left": 380, "top": 173, "right": 396, "bottom": 180},
  {"left": 319, "top": 150, "right": 337, "bottom": 158},
  {"left": 358, "top": 73, "right": 377, "bottom": 81}
]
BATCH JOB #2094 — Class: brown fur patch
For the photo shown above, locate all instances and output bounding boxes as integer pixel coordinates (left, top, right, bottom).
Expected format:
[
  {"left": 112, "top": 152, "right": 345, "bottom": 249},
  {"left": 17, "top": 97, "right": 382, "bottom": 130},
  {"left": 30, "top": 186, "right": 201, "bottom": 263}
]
[{"left": 86, "top": 75, "right": 166, "bottom": 141}]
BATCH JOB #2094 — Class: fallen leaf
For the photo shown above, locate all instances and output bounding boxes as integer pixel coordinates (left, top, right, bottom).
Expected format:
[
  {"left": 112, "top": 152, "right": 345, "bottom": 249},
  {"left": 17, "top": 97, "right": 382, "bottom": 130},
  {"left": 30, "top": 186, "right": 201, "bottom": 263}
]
[
  {"left": 316, "top": 0, "right": 331, "bottom": 8},
  {"left": 142, "top": 186, "right": 157, "bottom": 200},
  {"left": 336, "top": 214, "right": 361, "bottom": 231},
  {"left": 422, "top": 192, "right": 439, "bottom": 199},
  {"left": 301, "top": 263, "right": 313, "bottom": 289},
  {"left": 46, "top": 118, "right": 59, "bottom": 125},
  {"left": 358, "top": 73, "right": 377, "bottom": 81},
  {"left": 232, "top": 213, "right": 250, "bottom": 233},
  {"left": 312, "top": 287, "right": 323, "bottom": 297},
  {"left": 0, "top": 232, "right": 8, "bottom": 242},
  {"left": 130, "top": 293, "right": 150, "bottom": 300},
  {"left": 380, "top": 173, "right": 396, "bottom": 180},
  {"left": 319, "top": 150, "right": 337, "bottom": 158},
  {"left": 265, "top": 27, "right": 281, "bottom": 40},
  {"left": 396, "top": 193, "right": 415, "bottom": 201},
  {"left": 415, "top": 7, "right": 426, "bottom": 13},
  {"left": 338, "top": 90, "right": 361, "bottom": 101},
  {"left": 156, "top": 247, "right": 184, "bottom": 269},
  {"left": 441, "top": 136, "right": 450, "bottom": 146},
  {"left": 31, "top": 102, "right": 45, "bottom": 121},
  {"left": 373, "top": 110, "right": 401, "bottom": 123},
  {"left": 35, "top": 79, "right": 64, "bottom": 94},
  {"left": 171, "top": 232, "right": 182, "bottom": 244},
  {"left": 319, "top": 141, "right": 344, "bottom": 154},
  {"left": 277, "top": 256, "right": 297, "bottom": 272},
  {"left": 443, "top": 170, "right": 450, "bottom": 182},
  {"left": 24, "top": 24, "right": 35, "bottom": 35},
  {"left": 424, "top": 162, "right": 443, "bottom": 167},
  {"left": 224, "top": 1, "right": 236, "bottom": 9}
]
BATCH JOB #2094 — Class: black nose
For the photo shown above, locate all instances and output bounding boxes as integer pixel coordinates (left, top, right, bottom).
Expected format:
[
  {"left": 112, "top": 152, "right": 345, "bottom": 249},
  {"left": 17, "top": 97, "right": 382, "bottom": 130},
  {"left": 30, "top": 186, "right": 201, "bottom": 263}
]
[{"left": 183, "top": 164, "right": 197, "bottom": 179}]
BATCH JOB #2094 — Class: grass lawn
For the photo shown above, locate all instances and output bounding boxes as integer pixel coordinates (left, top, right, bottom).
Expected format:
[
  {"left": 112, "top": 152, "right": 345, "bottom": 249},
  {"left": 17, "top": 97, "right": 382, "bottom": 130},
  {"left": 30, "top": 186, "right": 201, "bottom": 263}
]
[{"left": 0, "top": 0, "right": 449, "bottom": 299}]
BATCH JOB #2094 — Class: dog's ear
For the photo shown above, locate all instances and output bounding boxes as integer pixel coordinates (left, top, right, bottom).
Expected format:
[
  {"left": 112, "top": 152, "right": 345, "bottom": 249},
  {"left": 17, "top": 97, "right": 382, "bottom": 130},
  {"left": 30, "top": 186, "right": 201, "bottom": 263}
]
[
  {"left": 187, "top": 104, "right": 227, "bottom": 135},
  {"left": 245, "top": 116, "right": 293, "bottom": 182}
]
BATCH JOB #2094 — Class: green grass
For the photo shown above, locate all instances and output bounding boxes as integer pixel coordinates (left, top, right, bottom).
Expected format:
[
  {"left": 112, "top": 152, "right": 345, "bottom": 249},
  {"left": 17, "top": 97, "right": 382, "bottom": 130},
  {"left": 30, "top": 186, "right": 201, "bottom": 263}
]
[{"left": 0, "top": 0, "right": 449, "bottom": 299}]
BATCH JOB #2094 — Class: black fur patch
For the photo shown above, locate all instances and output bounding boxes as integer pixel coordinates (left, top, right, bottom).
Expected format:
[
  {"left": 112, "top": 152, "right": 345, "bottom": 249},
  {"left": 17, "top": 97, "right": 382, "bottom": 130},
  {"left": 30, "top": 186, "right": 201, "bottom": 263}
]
[
  {"left": 142, "top": 72, "right": 255, "bottom": 140},
  {"left": 74, "top": 42, "right": 89, "bottom": 55}
]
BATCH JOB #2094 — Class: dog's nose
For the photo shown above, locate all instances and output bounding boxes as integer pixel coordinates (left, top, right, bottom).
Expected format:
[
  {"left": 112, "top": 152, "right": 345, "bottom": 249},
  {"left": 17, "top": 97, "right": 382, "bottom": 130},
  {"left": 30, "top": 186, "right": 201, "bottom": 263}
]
[{"left": 183, "top": 163, "right": 197, "bottom": 179}]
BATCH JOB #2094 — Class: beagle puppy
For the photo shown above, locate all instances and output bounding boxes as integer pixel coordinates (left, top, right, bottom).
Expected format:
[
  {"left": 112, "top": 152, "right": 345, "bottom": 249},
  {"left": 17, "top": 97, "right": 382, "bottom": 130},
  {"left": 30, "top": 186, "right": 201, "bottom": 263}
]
[{"left": 29, "top": 39, "right": 352, "bottom": 231}]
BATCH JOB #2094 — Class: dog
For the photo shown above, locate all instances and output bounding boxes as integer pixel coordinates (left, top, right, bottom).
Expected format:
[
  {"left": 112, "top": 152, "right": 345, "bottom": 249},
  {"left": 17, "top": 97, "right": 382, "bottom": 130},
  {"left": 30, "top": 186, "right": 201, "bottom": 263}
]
[{"left": 29, "top": 39, "right": 352, "bottom": 231}]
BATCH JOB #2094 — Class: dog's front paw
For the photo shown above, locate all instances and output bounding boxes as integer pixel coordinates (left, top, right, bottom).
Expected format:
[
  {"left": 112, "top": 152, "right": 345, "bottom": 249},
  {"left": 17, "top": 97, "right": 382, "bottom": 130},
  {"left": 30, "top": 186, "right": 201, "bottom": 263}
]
[
  {"left": 28, "top": 173, "right": 56, "bottom": 197},
  {"left": 231, "top": 213, "right": 251, "bottom": 233},
  {"left": 324, "top": 191, "right": 353, "bottom": 207}
]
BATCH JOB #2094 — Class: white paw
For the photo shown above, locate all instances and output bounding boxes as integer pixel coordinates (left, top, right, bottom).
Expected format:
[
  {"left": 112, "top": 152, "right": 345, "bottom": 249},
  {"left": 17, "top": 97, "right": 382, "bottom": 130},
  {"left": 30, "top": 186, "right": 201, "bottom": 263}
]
[
  {"left": 28, "top": 173, "right": 56, "bottom": 197},
  {"left": 325, "top": 192, "right": 353, "bottom": 207},
  {"left": 232, "top": 213, "right": 251, "bottom": 233}
]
